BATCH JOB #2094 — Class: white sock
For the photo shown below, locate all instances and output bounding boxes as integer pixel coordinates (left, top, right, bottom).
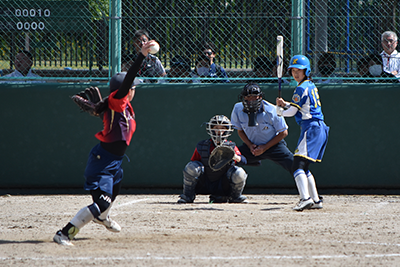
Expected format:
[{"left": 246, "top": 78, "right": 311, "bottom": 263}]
[
  {"left": 294, "top": 169, "right": 310, "bottom": 200},
  {"left": 307, "top": 171, "right": 320, "bottom": 202}
]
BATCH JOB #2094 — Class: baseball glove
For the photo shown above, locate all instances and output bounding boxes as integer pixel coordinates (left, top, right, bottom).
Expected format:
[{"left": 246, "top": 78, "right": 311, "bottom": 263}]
[
  {"left": 208, "top": 144, "right": 236, "bottom": 171},
  {"left": 71, "top": 87, "right": 103, "bottom": 117}
]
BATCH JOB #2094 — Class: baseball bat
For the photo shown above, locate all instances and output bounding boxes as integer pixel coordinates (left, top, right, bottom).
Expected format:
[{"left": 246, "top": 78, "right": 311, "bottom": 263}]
[{"left": 276, "top": 35, "right": 284, "bottom": 98}]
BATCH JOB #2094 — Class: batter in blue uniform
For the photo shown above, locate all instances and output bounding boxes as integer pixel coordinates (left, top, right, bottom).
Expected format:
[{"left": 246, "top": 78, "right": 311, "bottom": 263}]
[{"left": 276, "top": 55, "right": 330, "bottom": 211}]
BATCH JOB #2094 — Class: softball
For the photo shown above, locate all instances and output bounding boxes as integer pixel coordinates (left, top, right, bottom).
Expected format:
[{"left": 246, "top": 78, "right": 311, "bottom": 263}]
[{"left": 149, "top": 42, "right": 160, "bottom": 54}]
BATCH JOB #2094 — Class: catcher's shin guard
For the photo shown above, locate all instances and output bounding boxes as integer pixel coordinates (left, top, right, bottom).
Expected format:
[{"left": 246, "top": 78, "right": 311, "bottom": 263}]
[
  {"left": 227, "top": 166, "right": 248, "bottom": 203},
  {"left": 179, "top": 161, "right": 203, "bottom": 203}
]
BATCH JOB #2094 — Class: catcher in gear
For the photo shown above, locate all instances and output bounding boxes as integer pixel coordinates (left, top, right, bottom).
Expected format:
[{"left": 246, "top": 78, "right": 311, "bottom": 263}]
[
  {"left": 178, "top": 115, "right": 248, "bottom": 204},
  {"left": 53, "top": 40, "right": 157, "bottom": 246}
]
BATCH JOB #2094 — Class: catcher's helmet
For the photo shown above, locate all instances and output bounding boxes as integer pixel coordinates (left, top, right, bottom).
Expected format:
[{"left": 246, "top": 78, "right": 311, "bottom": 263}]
[
  {"left": 206, "top": 115, "right": 234, "bottom": 145},
  {"left": 288, "top": 55, "right": 311, "bottom": 76},
  {"left": 239, "top": 83, "right": 264, "bottom": 113}
]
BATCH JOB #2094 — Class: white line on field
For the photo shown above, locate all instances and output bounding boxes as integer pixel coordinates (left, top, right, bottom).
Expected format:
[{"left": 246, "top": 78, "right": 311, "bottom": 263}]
[
  {"left": 1, "top": 254, "right": 400, "bottom": 261},
  {"left": 113, "top": 198, "right": 149, "bottom": 208},
  {"left": 317, "top": 239, "right": 400, "bottom": 247}
]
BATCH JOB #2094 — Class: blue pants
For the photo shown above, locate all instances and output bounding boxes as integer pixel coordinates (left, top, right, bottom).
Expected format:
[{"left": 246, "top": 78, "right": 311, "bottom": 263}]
[
  {"left": 238, "top": 140, "right": 294, "bottom": 175},
  {"left": 296, "top": 120, "right": 329, "bottom": 162},
  {"left": 84, "top": 143, "right": 124, "bottom": 195}
]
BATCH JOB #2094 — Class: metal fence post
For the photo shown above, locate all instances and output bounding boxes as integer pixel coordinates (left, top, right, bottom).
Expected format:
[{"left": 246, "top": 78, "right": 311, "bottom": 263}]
[
  {"left": 291, "top": 0, "right": 304, "bottom": 56},
  {"left": 110, "top": 0, "right": 121, "bottom": 76}
]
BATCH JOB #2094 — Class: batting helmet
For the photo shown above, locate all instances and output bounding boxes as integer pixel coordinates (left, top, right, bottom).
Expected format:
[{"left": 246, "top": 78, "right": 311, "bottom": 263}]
[
  {"left": 206, "top": 115, "right": 234, "bottom": 146},
  {"left": 288, "top": 55, "right": 311, "bottom": 76}
]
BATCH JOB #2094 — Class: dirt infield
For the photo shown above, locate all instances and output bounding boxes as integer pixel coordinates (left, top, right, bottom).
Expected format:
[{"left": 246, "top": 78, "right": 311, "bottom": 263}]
[{"left": 1, "top": 193, "right": 400, "bottom": 266}]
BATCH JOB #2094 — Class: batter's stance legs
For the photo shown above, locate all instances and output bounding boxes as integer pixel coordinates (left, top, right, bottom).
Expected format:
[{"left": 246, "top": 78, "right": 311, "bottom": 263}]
[{"left": 307, "top": 171, "right": 323, "bottom": 209}]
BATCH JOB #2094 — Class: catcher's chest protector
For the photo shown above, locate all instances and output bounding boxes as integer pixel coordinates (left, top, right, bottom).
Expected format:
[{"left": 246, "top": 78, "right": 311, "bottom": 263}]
[{"left": 197, "top": 139, "right": 231, "bottom": 182}]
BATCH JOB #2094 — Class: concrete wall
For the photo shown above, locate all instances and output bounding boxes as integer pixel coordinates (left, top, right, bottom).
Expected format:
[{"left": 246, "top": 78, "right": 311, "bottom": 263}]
[{"left": 1, "top": 82, "right": 399, "bottom": 191}]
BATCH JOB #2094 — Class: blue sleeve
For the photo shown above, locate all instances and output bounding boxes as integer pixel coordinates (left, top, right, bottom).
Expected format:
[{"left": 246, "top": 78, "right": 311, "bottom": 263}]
[
  {"left": 230, "top": 104, "right": 242, "bottom": 130},
  {"left": 272, "top": 110, "right": 289, "bottom": 133},
  {"left": 291, "top": 85, "right": 306, "bottom": 108}
]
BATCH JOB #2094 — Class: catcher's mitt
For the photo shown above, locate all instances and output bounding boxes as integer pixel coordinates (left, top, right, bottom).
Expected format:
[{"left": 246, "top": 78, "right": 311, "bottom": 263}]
[
  {"left": 71, "top": 86, "right": 103, "bottom": 117},
  {"left": 208, "top": 144, "right": 236, "bottom": 171}
]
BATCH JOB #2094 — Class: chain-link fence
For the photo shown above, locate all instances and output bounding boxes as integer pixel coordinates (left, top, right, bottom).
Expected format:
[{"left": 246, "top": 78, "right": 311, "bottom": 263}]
[
  {"left": 0, "top": 0, "right": 108, "bottom": 82},
  {"left": 0, "top": 0, "right": 399, "bottom": 83}
]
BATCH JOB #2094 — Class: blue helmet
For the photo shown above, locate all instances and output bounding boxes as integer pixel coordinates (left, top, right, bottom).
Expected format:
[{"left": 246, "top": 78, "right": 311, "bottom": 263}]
[{"left": 288, "top": 55, "right": 311, "bottom": 76}]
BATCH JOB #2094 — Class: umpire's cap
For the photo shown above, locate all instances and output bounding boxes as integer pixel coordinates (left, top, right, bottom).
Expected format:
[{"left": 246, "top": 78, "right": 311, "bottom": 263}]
[{"left": 110, "top": 72, "right": 143, "bottom": 92}]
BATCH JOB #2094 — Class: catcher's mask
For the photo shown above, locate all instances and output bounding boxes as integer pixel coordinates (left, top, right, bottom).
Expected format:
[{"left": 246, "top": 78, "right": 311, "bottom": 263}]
[
  {"left": 110, "top": 72, "right": 143, "bottom": 93},
  {"left": 206, "top": 115, "right": 234, "bottom": 146},
  {"left": 239, "top": 83, "right": 263, "bottom": 126}
]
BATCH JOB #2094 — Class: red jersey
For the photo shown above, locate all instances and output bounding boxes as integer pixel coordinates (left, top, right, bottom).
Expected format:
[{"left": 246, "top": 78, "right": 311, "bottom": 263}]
[{"left": 95, "top": 91, "right": 136, "bottom": 146}]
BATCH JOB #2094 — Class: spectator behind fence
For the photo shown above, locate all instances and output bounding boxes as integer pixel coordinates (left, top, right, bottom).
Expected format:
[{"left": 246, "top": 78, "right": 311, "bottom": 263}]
[
  {"left": 380, "top": 31, "right": 400, "bottom": 80},
  {"left": 202, "top": 42, "right": 229, "bottom": 83},
  {"left": 191, "top": 54, "right": 212, "bottom": 83},
  {"left": 356, "top": 54, "right": 384, "bottom": 83},
  {"left": 2, "top": 50, "right": 44, "bottom": 83},
  {"left": 133, "top": 29, "right": 166, "bottom": 83},
  {"left": 159, "top": 55, "right": 192, "bottom": 83},
  {"left": 315, "top": 52, "right": 342, "bottom": 84}
]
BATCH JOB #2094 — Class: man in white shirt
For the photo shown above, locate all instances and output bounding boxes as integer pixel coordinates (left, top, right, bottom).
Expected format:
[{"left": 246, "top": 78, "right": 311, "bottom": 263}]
[
  {"left": 3, "top": 50, "right": 44, "bottom": 83},
  {"left": 380, "top": 31, "right": 400, "bottom": 80}
]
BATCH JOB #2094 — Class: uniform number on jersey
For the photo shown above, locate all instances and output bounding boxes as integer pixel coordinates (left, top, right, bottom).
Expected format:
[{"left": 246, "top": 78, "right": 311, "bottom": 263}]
[{"left": 311, "top": 87, "right": 321, "bottom": 108}]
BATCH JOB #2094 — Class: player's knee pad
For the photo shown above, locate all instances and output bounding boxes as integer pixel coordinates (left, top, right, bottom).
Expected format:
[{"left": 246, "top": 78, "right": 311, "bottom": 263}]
[
  {"left": 292, "top": 157, "right": 310, "bottom": 174},
  {"left": 91, "top": 189, "right": 112, "bottom": 213},
  {"left": 183, "top": 161, "right": 204, "bottom": 180},
  {"left": 227, "top": 166, "right": 248, "bottom": 184}
]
